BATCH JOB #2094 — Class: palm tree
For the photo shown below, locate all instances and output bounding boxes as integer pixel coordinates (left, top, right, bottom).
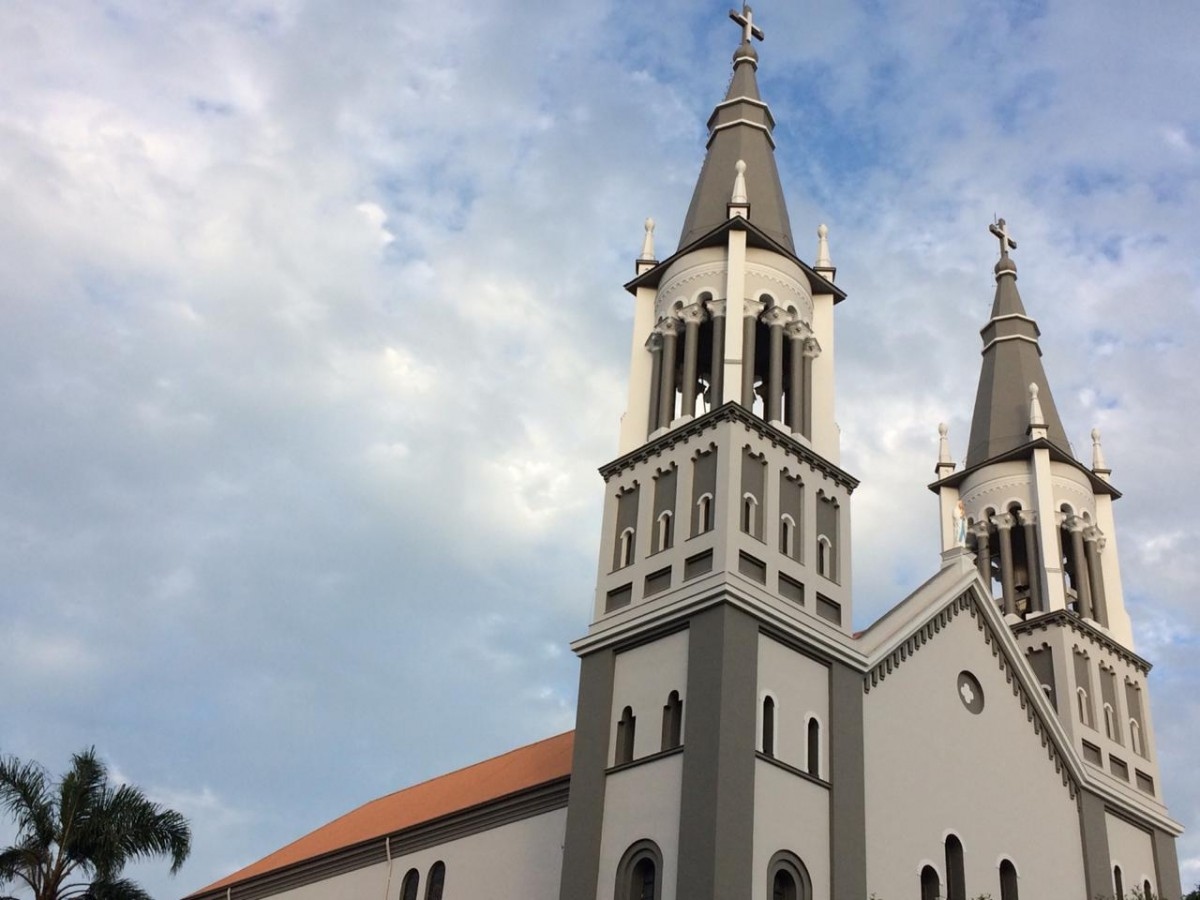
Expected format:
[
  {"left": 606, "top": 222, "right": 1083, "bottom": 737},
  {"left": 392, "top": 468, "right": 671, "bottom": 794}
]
[{"left": 0, "top": 747, "right": 190, "bottom": 900}]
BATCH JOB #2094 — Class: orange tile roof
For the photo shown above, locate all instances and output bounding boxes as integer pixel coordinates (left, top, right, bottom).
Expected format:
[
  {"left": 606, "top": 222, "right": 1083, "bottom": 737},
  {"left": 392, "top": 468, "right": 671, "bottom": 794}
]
[{"left": 190, "top": 731, "right": 574, "bottom": 897}]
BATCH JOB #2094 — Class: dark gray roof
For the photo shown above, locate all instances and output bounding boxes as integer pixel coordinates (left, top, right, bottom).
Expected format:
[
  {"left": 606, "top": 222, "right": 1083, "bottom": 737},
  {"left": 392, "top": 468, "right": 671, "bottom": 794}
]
[
  {"left": 964, "top": 257, "right": 1073, "bottom": 467},
  {"left": 676, "top": 43, "right": 794, "bottom": 253}
]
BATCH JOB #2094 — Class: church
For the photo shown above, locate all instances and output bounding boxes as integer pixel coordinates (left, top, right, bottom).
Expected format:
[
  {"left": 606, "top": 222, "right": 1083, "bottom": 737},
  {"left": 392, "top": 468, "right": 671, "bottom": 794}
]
[{"left": 187, "top": 6, "right": 1184, "bottom": 900}]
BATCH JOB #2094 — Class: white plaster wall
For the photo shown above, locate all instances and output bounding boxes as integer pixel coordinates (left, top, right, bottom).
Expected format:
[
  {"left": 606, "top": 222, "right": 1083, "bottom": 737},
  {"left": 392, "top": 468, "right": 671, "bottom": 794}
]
[
  {"left": 808, "top": 293, "right": 838, "bottom": 464},
  {"left": 1106, "top": 812, "right": 1159, "bottom": 897},
  {"left": 265, "top": 861, "right": 389, "bottom": 900},
  {"left": 864, "top": 608, "right": 1087, "bottom": 899},
  {"left": 597, "top": 753, "right": 684, "bottom": 900},
  {"left": 610, "top": 629, "right": 689, "bottom": 761},
  {"left": 756, "top": 633, "right": 829, "bottom": 774},
  {"left": 656, "top": 248, "right": 728, "bottom": 320},
  {"left": 264, "top": 808, "right": 567, "bottom": 900},
  {"left": 752, "top": 760, "right": 830, "bottom": 900}
]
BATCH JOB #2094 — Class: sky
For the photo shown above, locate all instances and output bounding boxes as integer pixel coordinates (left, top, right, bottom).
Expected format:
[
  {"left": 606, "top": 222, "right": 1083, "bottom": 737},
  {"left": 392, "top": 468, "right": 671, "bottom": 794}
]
[{"left": 1, "top": 0, "right": 1198, "bottom": 896}]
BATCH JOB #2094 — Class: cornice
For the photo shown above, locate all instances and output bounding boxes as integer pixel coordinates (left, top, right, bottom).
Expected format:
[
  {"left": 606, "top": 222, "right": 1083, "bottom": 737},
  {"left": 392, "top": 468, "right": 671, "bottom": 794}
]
[
  {"left": 599, "top": 402, "right": 859, "bottom": 492},
  {"left": 1011, "top": 610, "right": 1151, "bottom": 674}
]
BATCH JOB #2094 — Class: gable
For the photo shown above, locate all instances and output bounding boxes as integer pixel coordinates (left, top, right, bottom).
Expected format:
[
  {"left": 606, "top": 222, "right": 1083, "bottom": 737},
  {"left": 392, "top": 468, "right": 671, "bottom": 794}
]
[{"left": 861, "top": 592, "right": 1088, "bottom": 896}]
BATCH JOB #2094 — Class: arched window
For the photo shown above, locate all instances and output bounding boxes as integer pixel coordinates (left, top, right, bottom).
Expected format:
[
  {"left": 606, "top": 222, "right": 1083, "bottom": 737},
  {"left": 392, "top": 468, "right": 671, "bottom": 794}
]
[
  {"left": 816, "top": 535, "right": 833, "bottom": 579},
  {"left": 656, "top": 510, "right": 673, "bottom": 553},
  {"left": 1077, "top": 687, "right": 1093, "bottom": 728},
  {"left": 743, "top": 493, "right": 759, "bottom": 537},
  {"left": 400, "top": 868, "right": 419, "bottom": 900},
  {"left": 619, "top": 527, "right": 635, "bottom": 568},
  {"left": 424, "top": 861, "right": 445, "bottom": 900},
  {"left": 616, "top": 840, "right": 662, "bottom": 900},
  {"left": 767, "top": 851, "right": 811, "bottom": 900},
  {"left": 780, "top": 514, "right": 796, "bottom": 558},
  {"left": 762, "top": 695, "right": 776, "bottom": 757},
  {"left": 999, "top": 859, "right": 1019, "bottom": 900},
  {"left": 616, "top": 706, "right": 636, "bottom": 765},
  {"left": 806, "top": 717, "right": 820, "bottom": 778},
  {"left": 661, "top": 690, "right": 683, "bottom": 751},
  {"left": 1104, "top": 702, "right": 1116, "bottom": 740},
  {"left": 1144, "top": 879, "right": 1154, "bottom": 898},
  {"left": 945, "top": 834, "right": 966, "bottom": 900},
  {"left": 920, "top": 865, "right": 941, "bottom": 900},
  {"left": 1130, "top": 720, "right": 1143, "bottom": 756},
  {"left": 696, "top": 493, "right": 714, "bottom": 534},
  {"left": 1113, "top": 864, "right": 1125, "bottom": 900}
]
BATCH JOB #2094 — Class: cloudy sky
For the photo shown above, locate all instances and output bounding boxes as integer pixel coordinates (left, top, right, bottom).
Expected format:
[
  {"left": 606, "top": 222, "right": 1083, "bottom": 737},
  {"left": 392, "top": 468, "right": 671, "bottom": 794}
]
[{"left": 1, "top": 0, "right": 1198, "bottom": 896}]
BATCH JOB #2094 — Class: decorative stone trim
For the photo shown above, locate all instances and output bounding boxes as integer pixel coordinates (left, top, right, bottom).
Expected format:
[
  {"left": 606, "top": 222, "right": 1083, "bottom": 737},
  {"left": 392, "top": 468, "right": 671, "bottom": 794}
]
[
  {"left": 599, "top": 402, "right": 859, "bottom": 492},
  {"left": 1013, "top": 610, "right": 1151, "bottom": 675}
]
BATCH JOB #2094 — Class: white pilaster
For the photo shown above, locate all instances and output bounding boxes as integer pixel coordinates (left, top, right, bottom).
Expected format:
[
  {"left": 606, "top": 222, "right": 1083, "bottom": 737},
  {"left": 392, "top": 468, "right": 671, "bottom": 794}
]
[
  {"left": 721, "top": 229, "right": 749, "bottom": 405},
  {"left": 619, "top": 284, "right": 661, "bottom": 454},
  {"left": 809, "top": 292, "right": 838, "bottom": 464},
  {"left": 1094, "top": 492, "right": 1133, "bottom": 647},
  {"left": 1030, "top": 446, "right": 1067, "bottom": 611}
]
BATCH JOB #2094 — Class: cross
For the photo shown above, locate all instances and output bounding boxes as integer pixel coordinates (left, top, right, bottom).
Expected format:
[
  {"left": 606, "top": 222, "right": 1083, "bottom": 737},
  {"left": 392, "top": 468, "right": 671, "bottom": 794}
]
[
  {"left": 729, "top": 4, "right": 765, "bottom": 44},
  {"left": 989, "top": 217, "right": 1017, "bottom": 258}
]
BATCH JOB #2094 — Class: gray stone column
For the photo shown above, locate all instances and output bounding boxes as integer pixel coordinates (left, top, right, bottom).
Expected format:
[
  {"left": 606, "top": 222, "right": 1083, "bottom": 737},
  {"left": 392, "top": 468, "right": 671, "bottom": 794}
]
[
  {"left": 1084, "top": 528, "right": 1109, "bottom": 628},
  {"left": 802, "top": 338, "right": 821, "bottom": 438},
  {"left": 740, "top": 299, "right": 766, "bottom": 409},
  {"left": 707, "top": 299, "right": 726, "bottom": 408},
  {"left": 785, "top": 321, "right": 808, "bottom": 432},
  {"left": 679, "top": 303, "right": 706, "bottom": 419},
  {"left": 1019, "top": 509, "right": 1042, "bottom": 613},
  {"left": 646, "top": 332, "right": 662, "bottom": 436},
  {"left": 762, "top": 306, "right": 790, "bottom": 423},
  {"left": 657, "top": 318, "right": 680, "bottom": 430},
  {"left": 972, "top": 522, "right": 992, "bottom": 589},
  {"left": 1068, "top": 516, "right": 1093, "bottom": 619},
  {"left": 995, "top": 513, "right": 1017, "bottom": 615}
]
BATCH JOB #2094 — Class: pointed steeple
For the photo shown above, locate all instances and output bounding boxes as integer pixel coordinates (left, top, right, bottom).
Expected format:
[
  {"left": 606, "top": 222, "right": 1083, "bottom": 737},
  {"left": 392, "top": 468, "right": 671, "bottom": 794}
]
[
  {"left": 965, "top": 220, "right": 1072, "bottom": 467},
  {"left": 677, "top": 5, "right": 794, "bottom": 252}
]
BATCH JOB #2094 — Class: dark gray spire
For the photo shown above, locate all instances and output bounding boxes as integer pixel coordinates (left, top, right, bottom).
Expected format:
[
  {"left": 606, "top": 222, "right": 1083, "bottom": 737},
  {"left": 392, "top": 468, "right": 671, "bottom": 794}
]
[
  {"left": 965, "top": 223, "right": 1072, "bottom": 467},
  {"left": 677, "top": 9, "right": 794, "bottom": 253}
]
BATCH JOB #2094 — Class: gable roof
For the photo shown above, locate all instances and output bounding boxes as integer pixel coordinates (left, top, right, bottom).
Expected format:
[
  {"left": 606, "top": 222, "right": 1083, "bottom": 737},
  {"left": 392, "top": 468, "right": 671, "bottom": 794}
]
[{"left": 188, "top": 731, "right": 574, "bottom": 898}]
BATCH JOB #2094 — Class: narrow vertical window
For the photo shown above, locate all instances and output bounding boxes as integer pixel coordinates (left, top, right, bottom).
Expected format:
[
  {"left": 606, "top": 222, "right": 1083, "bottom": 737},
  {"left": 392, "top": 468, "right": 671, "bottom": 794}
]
[
  {"left": 1130, "top": 720, "right": 1143, "bottom": 756},
  {"left": 945, "top": 834, "right": 966, "bottom": 900},
  {"left": 632, "top": 857, "right": 656, "bottom": 900},
  {"left": 999, "top": 859, "right": 1018, "bottom": 900},
  {"left": 661, "top": 691, "right": 683, "bottom": 751},
  {"left": 743, "top": 493, "right": 759, "bottom": 537},
  {"left": 400, "top": 869, "right": 420, "bottom": 900},
  {"left": 920, "top": 865, "right": 941, "bottom": 900},
  {"left": 616, "top": 706, "right": 636, "bottom": 765},
  {"left": 816, "top": 536, "right": 832, "bottom": 578},
  {"left": 656, "top": 511, "right": 673, "bottom": 552},
  {"left": 780, "top": 514, "right": 796, "bottom": 558},
  {"left": 1113, "top": 865, "right": 1125, "bottom": 900},
  {"left": 617, "top": 842, "right": 662, "bottom": 900},
  {"left": 806, "top": 718, "right": 820, "bottom": 778},
  {"left": 1077, "top": 687, "right": 1093, "bottom": 728},
  {"left": 697, "top": 493, "right": 714, "bottom": 534},
  {"left": 1144, "top": 880, "right": 1154, "bottom": 899},
  {"left": 772, "top": 870, "right": 798, "bottom": 900},
  {"left": 762, "top": 696, "right": 776, "bottom": 757},
  {"left": 1104, "top": 702, "right": 1116, "bottom": 740},
  {"left": 619, "top": 527, "right": 636, "bottom": 569},
  {"left": 424, "top": 861, "right": 445, "bottom": 900}
]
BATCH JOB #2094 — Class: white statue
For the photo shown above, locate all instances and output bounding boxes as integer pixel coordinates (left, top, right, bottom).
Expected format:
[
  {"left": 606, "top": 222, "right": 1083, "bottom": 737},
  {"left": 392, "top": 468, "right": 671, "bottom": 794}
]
[{"left": 953, "top": 500, "right": 967, "bottom": 547}]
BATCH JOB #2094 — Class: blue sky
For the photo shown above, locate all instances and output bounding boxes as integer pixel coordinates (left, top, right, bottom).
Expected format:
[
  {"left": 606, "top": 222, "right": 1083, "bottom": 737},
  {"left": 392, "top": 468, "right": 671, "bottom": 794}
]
[{"left": 1, "top": 1, "right": 1198, "bottom": 896}]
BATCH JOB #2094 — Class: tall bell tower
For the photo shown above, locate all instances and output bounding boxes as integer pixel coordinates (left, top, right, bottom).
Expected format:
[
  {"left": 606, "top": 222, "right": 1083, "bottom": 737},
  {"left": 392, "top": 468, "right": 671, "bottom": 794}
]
[{"left": 559, "top": 7, "right": 867, "bottom": 900}]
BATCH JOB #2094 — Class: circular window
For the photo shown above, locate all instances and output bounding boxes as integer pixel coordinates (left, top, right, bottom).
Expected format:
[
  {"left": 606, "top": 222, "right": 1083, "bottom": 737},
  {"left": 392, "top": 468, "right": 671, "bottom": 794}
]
[{"left": 957, "top": 671, "right": 984, "bottom": 714}]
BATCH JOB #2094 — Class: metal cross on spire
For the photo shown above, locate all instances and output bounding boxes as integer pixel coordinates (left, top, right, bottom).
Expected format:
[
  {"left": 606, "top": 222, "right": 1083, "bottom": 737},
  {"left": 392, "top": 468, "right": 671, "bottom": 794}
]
[
  {"left": 989, "top": 217, "right": 1017, "bottom": 258},
  {"left": 729, "top": 4, "right": 765, "bottom": 44}
]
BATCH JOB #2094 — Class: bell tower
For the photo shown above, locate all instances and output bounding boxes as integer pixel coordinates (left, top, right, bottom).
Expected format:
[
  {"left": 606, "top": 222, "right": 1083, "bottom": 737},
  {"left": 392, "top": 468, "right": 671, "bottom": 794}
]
[
  {"left": 931, "top": 223, "right": 1176, "bottom": 895},
  {"left": 559, "top": 7, "right": 867, "bottom": 900}
]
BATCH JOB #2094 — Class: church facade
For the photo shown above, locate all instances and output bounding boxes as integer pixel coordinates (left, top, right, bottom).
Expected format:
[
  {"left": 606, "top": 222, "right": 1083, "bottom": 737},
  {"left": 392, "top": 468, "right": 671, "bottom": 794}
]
[{"left": 188, "top": 7, "right": 1184, "bottom": 900}]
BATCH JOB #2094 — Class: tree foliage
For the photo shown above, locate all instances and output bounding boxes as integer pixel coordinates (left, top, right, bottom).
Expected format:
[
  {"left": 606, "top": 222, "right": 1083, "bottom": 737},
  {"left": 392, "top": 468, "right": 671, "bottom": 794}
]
[{"left": 0, "top": 748, "right": 191, "bottom": 900}]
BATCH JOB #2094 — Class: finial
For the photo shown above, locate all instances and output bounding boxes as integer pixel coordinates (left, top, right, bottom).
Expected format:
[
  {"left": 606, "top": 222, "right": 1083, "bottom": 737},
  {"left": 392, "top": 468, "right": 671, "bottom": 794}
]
[
  {"left": 729, "top": 4, "right": 765, "bottom": 45},
  {"left": 815, "top": 223, "right": 832, "bottom": 269},
  {"left": 1028, "top": 382, "right": 1047, "bottom": 436},
  {"left": 936, "top": 422, "right": 955, "bottom": 473},
  {"left": 990, "top": 217, "right": 1017, "bottom": 258},
  {"left": 1091, "top": 427, "right": 1112, "bottom": 478},
  {"left": 639, "top": 218, "right": 656, "bottom": 261}
]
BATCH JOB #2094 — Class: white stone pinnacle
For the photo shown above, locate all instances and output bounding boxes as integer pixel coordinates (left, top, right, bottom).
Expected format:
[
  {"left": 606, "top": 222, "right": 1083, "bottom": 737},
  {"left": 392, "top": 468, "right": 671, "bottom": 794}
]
[
  {"left": 1028, "top": 383, "right": 1047, "bottom": 434},
  {"left": 640, "top": 217, "right": 656, "bottom": 261},
  {"left": 816, "top": 223, "right": 832, "bottom": 269},
  {"left": 937, "top": 422, "right": 953, "bottom": 467},
  {"left": 1091, "top": 427, "right": 1111, "bottom": 475},
  {"left": 731, "top": 160, "right": 748, "bottom": 206}
]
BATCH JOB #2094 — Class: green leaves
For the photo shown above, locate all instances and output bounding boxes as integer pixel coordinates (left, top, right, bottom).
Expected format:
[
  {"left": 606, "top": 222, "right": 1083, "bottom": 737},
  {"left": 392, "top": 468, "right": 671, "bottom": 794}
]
[{"left": 0, "top": 748, "right": 191, "bottom": 900}]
